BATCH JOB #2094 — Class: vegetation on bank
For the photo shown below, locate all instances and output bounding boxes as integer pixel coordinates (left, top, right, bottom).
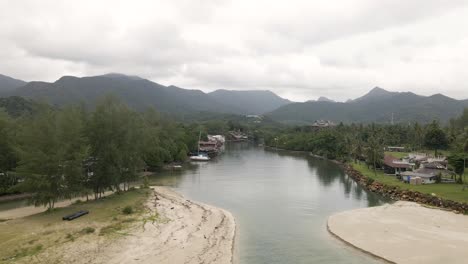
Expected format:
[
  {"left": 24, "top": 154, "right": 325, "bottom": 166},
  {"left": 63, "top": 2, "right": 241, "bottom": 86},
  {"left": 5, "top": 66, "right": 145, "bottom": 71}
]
[
  {"left": 0, "top": 188, "right": 151, "bottom": 263},
  {"left": 262, "top": 109, "right": 468, "bottom": 203},
  {"left": 352, "top": 161, "right": 468, "bottom": 203},
  {"left": 0, "top": 96, "right": 200, "bottom": 208}
]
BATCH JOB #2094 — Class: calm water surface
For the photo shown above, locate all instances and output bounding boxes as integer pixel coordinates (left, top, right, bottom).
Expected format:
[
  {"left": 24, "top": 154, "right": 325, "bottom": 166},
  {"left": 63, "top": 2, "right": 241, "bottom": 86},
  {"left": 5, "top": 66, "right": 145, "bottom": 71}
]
[{"left": 151, "top": 143, "right": 388, "bottom": 264}]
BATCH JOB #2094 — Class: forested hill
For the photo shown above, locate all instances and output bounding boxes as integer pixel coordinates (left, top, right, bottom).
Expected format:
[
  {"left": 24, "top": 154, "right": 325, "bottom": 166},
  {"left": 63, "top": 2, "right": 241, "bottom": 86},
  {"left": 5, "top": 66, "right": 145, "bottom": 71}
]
[
  {"left": 1, "top": 73, "right": 291, "bottom": 115},
  {"left": 208, "top": 89, "right": 290, "bottom": 114},
  {"left": 267, "top": 87, "right": 468, "bottom": 124},
  {"left": 0, "top": 74, "right": 27, "bottom": 92},
  {"left": 0, "top": 96, "right": 39, "bottom": 117}
]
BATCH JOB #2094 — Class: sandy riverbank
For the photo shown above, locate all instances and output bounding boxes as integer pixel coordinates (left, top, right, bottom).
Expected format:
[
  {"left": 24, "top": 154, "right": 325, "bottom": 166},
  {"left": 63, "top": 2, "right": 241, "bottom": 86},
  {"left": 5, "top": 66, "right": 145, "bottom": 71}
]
[
  {"left": 93, "top": 186, "right": 236, "bottom": 264},
  {"left": 16, "top": 186, "right": 236, "bottom": 264},
  {"left": 328, "top": 202, "right": 468, "bottom": 264}
]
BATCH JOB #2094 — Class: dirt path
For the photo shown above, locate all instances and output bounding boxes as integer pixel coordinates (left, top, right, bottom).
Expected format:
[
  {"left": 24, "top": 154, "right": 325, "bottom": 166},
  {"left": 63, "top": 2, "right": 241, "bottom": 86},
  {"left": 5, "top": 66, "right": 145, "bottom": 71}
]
[
  {"left": 0, "top": 191, "right": 113, "bottom": 220},
  {"left": 328, "top": 201, "right": 468, "bottom": 264}
]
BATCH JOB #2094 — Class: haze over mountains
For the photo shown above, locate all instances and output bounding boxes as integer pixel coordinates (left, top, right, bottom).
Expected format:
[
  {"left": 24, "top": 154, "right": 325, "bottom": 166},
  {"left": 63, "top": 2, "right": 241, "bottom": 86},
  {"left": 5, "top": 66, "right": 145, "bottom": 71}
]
[{"left": 1, "top": 73, "right": 467, "bottom": 124}]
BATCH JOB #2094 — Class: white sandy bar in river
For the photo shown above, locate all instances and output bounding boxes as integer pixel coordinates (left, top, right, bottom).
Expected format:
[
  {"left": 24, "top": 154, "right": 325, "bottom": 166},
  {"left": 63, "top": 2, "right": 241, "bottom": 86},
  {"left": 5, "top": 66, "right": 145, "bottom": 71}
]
[
  {"left": 94, "top": 186, "right": 236, "bottom": 264},
  {"left": 328, "top": 201, "right": 468, "bottom": 264}
]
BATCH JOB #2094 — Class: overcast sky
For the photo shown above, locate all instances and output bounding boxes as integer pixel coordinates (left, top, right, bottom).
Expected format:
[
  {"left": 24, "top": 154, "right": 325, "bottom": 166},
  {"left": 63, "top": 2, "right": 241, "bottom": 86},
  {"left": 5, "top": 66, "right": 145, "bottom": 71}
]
[{"left": 1, "top": 0, "right": 468, "bottom": 102}]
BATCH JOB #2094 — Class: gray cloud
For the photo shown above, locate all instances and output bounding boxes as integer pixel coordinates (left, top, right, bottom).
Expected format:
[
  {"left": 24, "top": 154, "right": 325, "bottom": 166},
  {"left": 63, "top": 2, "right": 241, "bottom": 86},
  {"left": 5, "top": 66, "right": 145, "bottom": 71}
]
[{"left": 1, "top": 0, "right": 468, "bottom": 102}]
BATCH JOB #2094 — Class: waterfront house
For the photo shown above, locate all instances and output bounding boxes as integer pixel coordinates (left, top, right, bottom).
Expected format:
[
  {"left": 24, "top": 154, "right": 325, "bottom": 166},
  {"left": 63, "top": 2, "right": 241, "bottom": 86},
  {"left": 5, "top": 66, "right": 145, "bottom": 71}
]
[
  {"left": 401, "top": 171, "right": 437, "bottom": 184},
  {"left": 383, "top": 154, "right": 414, "bottom": 175}
]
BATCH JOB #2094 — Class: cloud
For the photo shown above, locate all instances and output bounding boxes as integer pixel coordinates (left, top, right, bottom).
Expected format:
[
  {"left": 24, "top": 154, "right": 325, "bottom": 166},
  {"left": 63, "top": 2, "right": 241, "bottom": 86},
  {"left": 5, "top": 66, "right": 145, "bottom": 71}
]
[{"left": 1, "top": 0, "right": 468, "bottom": 101}]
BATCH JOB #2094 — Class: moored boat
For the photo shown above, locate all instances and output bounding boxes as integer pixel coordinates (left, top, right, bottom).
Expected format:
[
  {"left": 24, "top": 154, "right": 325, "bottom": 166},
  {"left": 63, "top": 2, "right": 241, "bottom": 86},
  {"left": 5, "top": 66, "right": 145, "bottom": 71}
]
[{"left": 190, "top": 153, "right": 210, "bottom": 161}]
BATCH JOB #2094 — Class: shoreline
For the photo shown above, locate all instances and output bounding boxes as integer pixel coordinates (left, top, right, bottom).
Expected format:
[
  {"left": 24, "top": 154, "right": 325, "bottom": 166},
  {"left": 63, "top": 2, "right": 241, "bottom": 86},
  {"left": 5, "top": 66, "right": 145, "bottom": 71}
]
[
  {"left": 264, "top": 145, "right": 468, "bottom": 213},
  {"left": 3, "top": 187, "right": 236, "bottom": 264},
  {"left": 85, "top": 186, "right": 237, "bottom": 264},
  {"left": 327, "top": 201, "right": 468, "bottom": 264},
  {"left": 327, "top": 221, "right": 395, "bottom": 264}
]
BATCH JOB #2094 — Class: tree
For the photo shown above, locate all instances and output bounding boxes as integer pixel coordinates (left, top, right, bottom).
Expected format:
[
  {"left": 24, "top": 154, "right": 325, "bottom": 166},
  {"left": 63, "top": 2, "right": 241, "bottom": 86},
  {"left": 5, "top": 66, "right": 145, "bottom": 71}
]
[
  {"left": 16, "top": 108, "right": 61, "bottom": 209},
  {"left": 16, "top": 106, "right": 89, "bottom": 209},
  {"left": 87, "top": 96, "right": 145, "bottom": 196},
  {"left": 424, "top": 121, "right": 448, "bottom": 156},
  {"left": 56, "top": 106, "right": 90, "bottom": 199},
  {"left": 0, "top": 109, "right": 18, "bottom": 194},
  {"left": 366, "top": 135, "right": 383, "bottom": 177},
  {"left": 448, "top": 153, "right": 465, "bottom": 183}
]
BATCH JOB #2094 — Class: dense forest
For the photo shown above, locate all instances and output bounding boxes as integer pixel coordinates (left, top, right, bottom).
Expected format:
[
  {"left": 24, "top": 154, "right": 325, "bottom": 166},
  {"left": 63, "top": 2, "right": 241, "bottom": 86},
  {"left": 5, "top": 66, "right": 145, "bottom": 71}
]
[{"left": 0, "top": 96, "right": 201, "bottom": 208}]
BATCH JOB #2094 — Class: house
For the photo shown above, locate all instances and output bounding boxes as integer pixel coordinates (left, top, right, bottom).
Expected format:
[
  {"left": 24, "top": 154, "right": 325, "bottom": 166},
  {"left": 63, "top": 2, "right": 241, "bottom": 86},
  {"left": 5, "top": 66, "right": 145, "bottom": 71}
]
[
  {"left": 386, "top": 146, "right": 406, "bottom": 152},
  {"left": 400, "top": 159, "right": 455, "bottom": 184},
  {"left": 311, "top": 120, "right": 336, "bottom": 129},
  {"left": 383, "top": 154, "right": 415, "bottom": 175},
  {"left": 400, "top": 171, "right": 437, "bottom": 184}
]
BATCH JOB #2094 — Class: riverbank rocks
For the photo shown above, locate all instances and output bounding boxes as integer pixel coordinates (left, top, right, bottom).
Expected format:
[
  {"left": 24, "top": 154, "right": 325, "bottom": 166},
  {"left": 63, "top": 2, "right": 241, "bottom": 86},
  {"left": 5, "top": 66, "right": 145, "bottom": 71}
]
[{"left": 341, "top": 164, "right": 468, "bottom": 214}]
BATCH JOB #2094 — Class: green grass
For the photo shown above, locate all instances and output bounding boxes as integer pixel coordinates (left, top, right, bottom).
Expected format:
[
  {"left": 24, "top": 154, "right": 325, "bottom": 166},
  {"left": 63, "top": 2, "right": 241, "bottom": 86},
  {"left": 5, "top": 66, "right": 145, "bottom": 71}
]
[
  {"left": 352, "top": 162, "right": 468, "bottom": 204},
  {"left": 0, "top": 188, "right": 151, "bottom": 263}
]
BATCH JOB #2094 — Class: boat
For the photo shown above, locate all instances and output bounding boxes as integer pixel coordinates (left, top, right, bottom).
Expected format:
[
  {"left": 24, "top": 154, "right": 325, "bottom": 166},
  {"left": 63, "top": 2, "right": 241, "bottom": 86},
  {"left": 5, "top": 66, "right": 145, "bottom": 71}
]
[
  {"left": 190, "top": 153, "right": 210, "bottom": 161},
  {"left": 189, "top": 131, "right": 211, "bottom": 161}
]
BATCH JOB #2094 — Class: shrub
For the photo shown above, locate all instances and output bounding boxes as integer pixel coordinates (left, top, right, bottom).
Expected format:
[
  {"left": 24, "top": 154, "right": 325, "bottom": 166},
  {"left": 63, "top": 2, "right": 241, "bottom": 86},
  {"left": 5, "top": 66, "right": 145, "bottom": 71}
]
[
  {"left": 81, "top": 227, "right": 95, "bottom": 234},
  {"left": 122, "top": 206, "right": 133, "bottom": 215}
]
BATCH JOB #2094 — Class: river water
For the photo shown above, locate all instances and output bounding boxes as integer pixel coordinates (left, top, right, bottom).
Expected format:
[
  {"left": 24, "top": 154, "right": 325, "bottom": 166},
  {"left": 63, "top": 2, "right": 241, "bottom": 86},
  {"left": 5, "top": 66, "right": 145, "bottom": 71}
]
[{"left": 151, "top": 143, "right": 388, "bottom": 264}]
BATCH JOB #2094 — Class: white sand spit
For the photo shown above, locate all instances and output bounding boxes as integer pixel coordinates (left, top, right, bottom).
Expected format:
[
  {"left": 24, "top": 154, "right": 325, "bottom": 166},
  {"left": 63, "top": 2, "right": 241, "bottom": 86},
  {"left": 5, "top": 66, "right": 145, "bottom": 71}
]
[
  {"left": 91, "top": 186, "right": 236, "bottom": 264},
  {"left": 328, "top": 202, "right": 468, "bottom": 264}
]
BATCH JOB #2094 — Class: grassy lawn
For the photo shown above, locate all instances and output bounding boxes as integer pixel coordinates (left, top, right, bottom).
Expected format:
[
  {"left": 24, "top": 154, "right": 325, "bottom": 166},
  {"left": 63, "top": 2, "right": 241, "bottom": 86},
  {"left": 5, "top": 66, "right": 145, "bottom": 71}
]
[
  {"left": 385, "top": 151, "right": 409, "bottom": 159},
  {"left": 352, "top": 162, "right": 468, "bottom": 204},
  {"left": 0, "top": 188, "right": 152, "bottom": 263}
]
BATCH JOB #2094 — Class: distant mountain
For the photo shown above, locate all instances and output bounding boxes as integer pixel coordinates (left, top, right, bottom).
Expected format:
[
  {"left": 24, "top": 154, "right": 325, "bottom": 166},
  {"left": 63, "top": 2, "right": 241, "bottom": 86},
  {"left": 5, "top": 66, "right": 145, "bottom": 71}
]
[
  {"left": 351, "top": 87, "right": 396, "bottom": 103},
  {"left": 208, "top": 89, "right": 290, "bottom": 114},
  {"left": 1, "top": 73, "right": 289, "bottom": 115},
  {"left": 317, "top": 96, "right": 335, "bottom": 103},
  {"left": 5, "top": 74, "right": 238, "bottom": 114},
  {"left": 268, "top": 88, "right": 468, "bottom": 124},
  {"left": 0, "top": 74, "right": 27, "bottom": 93}
]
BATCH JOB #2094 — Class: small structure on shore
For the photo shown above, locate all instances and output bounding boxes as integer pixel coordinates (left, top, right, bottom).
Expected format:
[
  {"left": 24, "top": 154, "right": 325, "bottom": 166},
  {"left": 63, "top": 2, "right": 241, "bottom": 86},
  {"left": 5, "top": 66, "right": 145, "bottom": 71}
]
[
  {"left": 311, "top": 120, "right": 336, "bottom": 129},
  {"left": 228, "top": 131, "right": 248, "bottom": 141},
  {"left": 385, "top": 146, "right": 406, "bottom": 152},
  {"left": 383, "top": 154, "right": 414, "bottom": 175}
]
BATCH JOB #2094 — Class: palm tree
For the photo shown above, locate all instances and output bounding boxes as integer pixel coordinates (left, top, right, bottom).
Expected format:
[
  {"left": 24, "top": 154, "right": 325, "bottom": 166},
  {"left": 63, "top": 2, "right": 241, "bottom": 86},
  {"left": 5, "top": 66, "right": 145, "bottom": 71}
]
[
  {"left": 463, "top": 138, "right": 468, "bottom": 183},
  {"left": 367, "top": 135, "right": 383, "bottom": 177}
]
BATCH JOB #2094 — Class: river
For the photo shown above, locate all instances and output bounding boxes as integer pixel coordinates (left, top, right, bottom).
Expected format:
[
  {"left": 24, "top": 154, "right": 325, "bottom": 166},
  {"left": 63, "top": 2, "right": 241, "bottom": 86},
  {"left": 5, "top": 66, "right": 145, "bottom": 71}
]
[{"left": 150, "top": 142, "right": 388, "bottom": 264}]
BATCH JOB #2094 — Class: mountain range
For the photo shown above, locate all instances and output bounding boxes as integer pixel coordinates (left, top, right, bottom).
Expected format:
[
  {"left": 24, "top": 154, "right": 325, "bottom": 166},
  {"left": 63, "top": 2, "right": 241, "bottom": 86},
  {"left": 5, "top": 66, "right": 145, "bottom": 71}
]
[
  {"left": 1, "top": 73, "right": 467, "bottom": 124},
  {"left": 268, "top": 87, "right": 468, "bottom": 124},
  {"left": 0, "top": 73, "right": 289, "bottom": 115},
  {"left": 0, "top": 74, "right": 27, "bottom": 92}
]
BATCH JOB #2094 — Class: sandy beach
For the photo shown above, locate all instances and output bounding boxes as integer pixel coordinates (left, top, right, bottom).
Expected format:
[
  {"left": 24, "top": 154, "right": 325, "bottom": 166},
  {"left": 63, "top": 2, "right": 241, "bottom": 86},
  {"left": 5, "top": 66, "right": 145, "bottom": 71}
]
[
  {"left": 93, "top": 186, "right": 237, "bottom": 264},
  {"left": 328, "top": 201, "right": 468, "bottom": 264},
  {"left": 4, "top": 187, "right": 236, "bottom": 264}
]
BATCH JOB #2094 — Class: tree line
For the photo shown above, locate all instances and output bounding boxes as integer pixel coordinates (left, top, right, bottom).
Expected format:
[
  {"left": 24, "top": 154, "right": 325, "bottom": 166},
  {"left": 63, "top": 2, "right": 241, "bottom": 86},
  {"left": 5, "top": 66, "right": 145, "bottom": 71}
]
[
  {"left": 263, "top": 110, "right": 468, "bottom": 182},
  {"left": 0, "top": 96, "right": 199, "bottom": 208}
]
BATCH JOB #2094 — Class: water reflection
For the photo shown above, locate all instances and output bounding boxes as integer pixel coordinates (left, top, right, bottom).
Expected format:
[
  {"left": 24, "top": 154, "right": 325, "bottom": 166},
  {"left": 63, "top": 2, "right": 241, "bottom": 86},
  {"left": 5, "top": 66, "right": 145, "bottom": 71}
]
[{"left": 149, "top": 143, "right": 387, "bottom": 264}]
